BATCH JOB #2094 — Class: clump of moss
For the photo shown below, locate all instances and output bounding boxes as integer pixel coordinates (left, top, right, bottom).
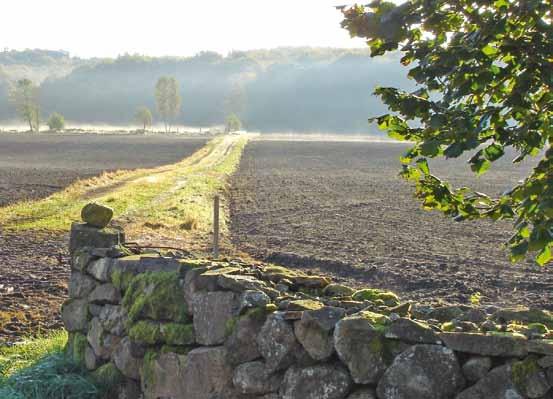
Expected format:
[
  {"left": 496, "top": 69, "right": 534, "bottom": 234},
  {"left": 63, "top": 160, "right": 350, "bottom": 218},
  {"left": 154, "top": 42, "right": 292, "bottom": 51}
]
[
  {"left": 160, "top": 323, "right": 195, "bottom": 346},
  {"left": 322, "top": 283, "right": 355, "bottom": 297},
  {"left": 288, "top": 299, "right": 324, "bottom": 311},
  {"left": 122, "top": 272, "right": 189, "bottom": 323},
  {"left": 512, "top": 357, "right": 540, "bottom": 393},
  {"left": 91, "top": 362, "right": 123, "bottom": 389},
  {"left": 111, "top": 269, "right": 135, "bottom": 291},
  {"left": 225, "top": 317, "right": 239, "bottom": 338},
  {"left": 358, "top": 310, "right": 391, "bottom": 333},
  {"left": 352, "top": 289, "right": 400, "bottom": 307},
  {"left": 129, "top": 321, "right": 162, "bottom": 345},
  {"left": 265, "top": 304, "right": 278, "bottom": 313},
  {"left": 66, "top": 332, "right": 88, "bottom": 366},
  {"left": 441, "top": 322, "right": 456, "bottom": 332},
  {"left": 528, "top": 323, "right": 549, "bottom": 335}
]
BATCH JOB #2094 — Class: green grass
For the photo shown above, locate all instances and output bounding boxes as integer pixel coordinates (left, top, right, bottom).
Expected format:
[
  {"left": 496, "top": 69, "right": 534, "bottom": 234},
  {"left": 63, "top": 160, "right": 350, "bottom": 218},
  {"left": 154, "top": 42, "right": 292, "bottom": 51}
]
[
  {"left": 0, "top": 135, "right": 249, "bottom": 237},
  {"left": 0, "top": 330, "right": 102, "bottom": 399}
]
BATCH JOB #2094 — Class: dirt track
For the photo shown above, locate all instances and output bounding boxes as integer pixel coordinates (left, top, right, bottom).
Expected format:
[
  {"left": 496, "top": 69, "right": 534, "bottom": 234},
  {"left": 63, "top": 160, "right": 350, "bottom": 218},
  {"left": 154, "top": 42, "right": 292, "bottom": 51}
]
[{"left": 229, "top": 139, "right": 553, "bottom": 309}]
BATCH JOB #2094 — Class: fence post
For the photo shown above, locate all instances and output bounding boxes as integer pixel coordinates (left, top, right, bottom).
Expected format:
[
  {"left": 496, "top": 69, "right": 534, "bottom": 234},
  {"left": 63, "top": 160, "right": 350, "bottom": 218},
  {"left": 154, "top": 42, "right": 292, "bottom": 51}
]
[{"left": 213, "top": 195, "right": 220, "bottom": 259}]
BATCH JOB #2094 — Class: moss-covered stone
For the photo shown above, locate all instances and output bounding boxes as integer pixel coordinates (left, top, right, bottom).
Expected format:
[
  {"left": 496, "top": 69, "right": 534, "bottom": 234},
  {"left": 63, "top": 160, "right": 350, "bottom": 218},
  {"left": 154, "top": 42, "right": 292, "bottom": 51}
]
[
  {"left": 160, "top": 323, "right": 195, "bottom": 346},
  {"left": 493, "top": 307, "right": 553, "bottom": 329},
  {"left": 528, "top": 323, "right": 549, "bottom": 335},
  {"left": 352, "top": 289, "right": 400, "bottom": 307},
  {"left": 225, "top": 317, "right": 239, "bottom": 338},
  {"left": 66, "top": 332, "right": 88, "bottom": 365},
  {"left": 129, "top": 320, "right": 162, "bottom": 345},
  {"left": 111, "top": 269, "right": 135, "bottom": 291},
  {"left": 265, "top": 304, "right": 278, "bottom": 313},
  {"left": 322, "top": 283, "right": 355, "bottom": 297},
  {"left": 288, "top": 299, "right": 324, "bottom": 311},
  {"left": 91, "top": 362, "right": 124, "bottom": 388},
  {"left": 441, "top": 322, "right": 456, "bottom": 332},
  {"left": 122, "top": 271, "right": 189, "bottom": 323},
  {"left": 512, "top": 357, "right": 540, "bottom": 391}
]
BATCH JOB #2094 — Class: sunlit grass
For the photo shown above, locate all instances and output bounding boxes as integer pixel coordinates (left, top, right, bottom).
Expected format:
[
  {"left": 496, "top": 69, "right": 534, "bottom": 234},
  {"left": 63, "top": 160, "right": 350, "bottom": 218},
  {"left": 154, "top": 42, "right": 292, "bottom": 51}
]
[{"left": 0, "top": 135, "right": 249, "bottom": 239}]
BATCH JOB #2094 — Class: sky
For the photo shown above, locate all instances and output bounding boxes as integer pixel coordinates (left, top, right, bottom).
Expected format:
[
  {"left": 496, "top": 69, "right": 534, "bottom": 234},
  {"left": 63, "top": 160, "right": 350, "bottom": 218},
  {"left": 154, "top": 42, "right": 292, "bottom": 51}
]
[{"left": 0, "top": 0, "right": 376, "bottom": 58}]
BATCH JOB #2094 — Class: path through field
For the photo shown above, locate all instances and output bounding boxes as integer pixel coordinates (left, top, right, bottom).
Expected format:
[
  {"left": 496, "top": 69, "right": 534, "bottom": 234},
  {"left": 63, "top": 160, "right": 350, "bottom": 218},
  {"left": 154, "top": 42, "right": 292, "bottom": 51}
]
[{"left": 0, "top": 134, "right": 248, "bottom": 344}]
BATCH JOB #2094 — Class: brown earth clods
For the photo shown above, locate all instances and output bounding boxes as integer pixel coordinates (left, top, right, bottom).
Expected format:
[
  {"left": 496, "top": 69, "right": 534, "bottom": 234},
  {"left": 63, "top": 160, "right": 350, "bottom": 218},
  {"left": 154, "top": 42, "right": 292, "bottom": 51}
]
[
  {"left": 230, "top": 139, "right": 553, "bottom": 310},
  {"left": 0, "top": 133, "right": 207, "bottom": 344}
]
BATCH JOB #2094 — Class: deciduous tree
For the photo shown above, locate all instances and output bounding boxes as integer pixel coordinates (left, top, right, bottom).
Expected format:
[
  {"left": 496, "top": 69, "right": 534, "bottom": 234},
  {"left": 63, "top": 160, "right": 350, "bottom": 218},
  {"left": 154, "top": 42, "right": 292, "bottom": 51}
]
[
  {"left": 135, "top": 106, "right": 153, "bottom": 134},
  {"left": 9, "top": 78, "right": 40, "bottom": 132},
  {"left": 155, "top": 77, "right": 181, "bottom": 133},
  {"left": 341, "top": 0, "right": 552, "bottom": 264},
  {"left": 46, "top": 112, "right": 65, "bottom": 131}
]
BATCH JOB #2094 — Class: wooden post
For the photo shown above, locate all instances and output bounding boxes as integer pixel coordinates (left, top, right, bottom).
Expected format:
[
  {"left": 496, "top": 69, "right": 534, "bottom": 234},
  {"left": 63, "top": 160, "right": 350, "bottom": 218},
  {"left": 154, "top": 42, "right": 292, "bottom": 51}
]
[{"left": 213, "top": 195, "right": 220, "bottom": 259}]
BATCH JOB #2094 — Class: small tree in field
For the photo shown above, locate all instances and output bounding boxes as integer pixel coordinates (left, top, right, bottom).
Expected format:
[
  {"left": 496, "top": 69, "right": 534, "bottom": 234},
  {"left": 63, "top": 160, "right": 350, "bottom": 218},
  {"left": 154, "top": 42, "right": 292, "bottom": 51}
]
[
  {"left": 47, "top": 113, "right": 65, "bottom": 131},
  {"left": 155, "top": 77, "right": 181, "bottom": 133},
  {"left": 9, "top": 79, "right": 40, "bottom": 132},
  {"left": 135, "top": 106, "right": 153, "bottom": 134},
  {"left": 341, "top": 1, "right": 552, "bottom": 265},
  {"left": 225, "top": 113, "right": 242, "bottom": 133}
]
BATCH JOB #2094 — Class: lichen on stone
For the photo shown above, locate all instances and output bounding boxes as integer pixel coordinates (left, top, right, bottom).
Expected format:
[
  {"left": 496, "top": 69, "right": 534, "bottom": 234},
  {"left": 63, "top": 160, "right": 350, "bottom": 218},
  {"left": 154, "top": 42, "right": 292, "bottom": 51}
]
[
  {"left": 122, "top": 271, "right": 189, "bottom": 323},
  {"left": 129, "top": 320, "right": 162, "bottom": 345},
  {"left": 512, "top": 356, "right": 540, "bottom": 391},
  {"left": 352, "top": 289, "right": 400, "bottom": 307}
]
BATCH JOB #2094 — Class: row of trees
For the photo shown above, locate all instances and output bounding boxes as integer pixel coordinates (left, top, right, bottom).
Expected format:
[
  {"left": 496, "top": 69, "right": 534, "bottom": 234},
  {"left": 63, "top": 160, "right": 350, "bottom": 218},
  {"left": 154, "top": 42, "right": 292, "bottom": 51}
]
[
  {"left": 9, "top": 78, "right": 65, "bottom": 132},
  {"left": 8, "top": 75, "right": 241, "bottom": 134}
]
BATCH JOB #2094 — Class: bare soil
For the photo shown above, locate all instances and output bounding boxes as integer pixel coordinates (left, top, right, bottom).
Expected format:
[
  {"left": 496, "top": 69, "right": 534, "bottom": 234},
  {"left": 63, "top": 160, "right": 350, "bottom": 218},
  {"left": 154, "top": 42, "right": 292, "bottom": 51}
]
[
  {"left": 0, "top": 133, "right": 207, "bottom": 344},
  {"left": 230, "top": 139, "right": 553, "bottom": 310}
]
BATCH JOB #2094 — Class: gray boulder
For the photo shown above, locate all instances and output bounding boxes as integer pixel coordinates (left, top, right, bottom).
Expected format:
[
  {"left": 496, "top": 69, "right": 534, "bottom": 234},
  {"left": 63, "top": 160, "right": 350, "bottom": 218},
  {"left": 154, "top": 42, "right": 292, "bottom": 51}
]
[
  {"left": 99, "top": 305, "right": 127, "bottom": 336},
  {"left": 346, "top": 388, "right": 377, "bottom": 399},
  {"left": 87, "top": 317, "right": 120, "bottom": 360},
  {"left": 218, "top": 274, "right": 268, "bottom": 292},
  {"left": 69, "top": 222, "right": 123, "bottom": 254},
  {"left": 88, "top": 283, "right": 121, "bottom": 305},
  {"left": 192, "top": 291, "right": 239, "bottom": 345},
  {"left": 294, "top": 306, "right": 345, "bottom": 361},
  {"left": 462, "top": 356, "right": 492, "bottom": 382},
  {"left": 61, "top": 298, "right": 88, "bottom": 332},
  {"left": 439, "top": 332, "right": 528, "bottom": 357},
  {"left": 233, "top": 360, "right": 282, "bottom": 395},
  {"left": 257, "top": 312, "right": 299, "bottom": 372},
  {"left": 333, "top": 311, "right": 389, "bottom": 384},
  {"left": 456, "top": 365, "right": 524, "bottom": 399},
  {"left": 68, "top": 271, "right": 97, "bottom": 298},
  {"left": 87, "top": 257, "right": 114, "bottom": 282},
  {"left": 238, "top": 290, "right": 271, "bottom": 313},
  {"left": 511, "top": 358, "right": 551, "bottom": 398},
  {"left": 225, "top": 310, "right": 266, "bottom": 365},
  {"left": 385, "top": 317, "right": 440, "bottom": 344},
  {"left": 377, "top": 344, "right": 465, "bottom": 399},
  {"left": 113, "top": 337, "right": 142, "bottom": 380},
  {"left": 281, "top": 363, "right": 352, "bottom": 399},
  {"left": 81, "top": 202, "right": 113, "bottom": 228}
]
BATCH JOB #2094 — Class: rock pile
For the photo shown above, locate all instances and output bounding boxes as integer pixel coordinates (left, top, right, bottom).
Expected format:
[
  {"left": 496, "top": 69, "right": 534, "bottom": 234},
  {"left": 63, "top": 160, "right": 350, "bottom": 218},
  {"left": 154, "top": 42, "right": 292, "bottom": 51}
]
[{"left": 63, "top": 222, "right": 553, "bottom": 399}]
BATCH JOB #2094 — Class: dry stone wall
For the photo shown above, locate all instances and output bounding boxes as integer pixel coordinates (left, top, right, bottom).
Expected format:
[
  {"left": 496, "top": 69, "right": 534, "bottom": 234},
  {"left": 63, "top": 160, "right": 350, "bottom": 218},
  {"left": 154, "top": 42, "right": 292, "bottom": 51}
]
[{"left": 63, "top": 222, "right": 553, "bottom": 399}]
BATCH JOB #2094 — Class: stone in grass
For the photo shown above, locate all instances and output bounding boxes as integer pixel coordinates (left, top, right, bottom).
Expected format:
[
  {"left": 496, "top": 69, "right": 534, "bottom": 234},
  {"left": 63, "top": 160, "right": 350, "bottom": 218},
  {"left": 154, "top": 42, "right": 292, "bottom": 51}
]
[
  {"left": 66, "top": 332, "right": 88, "bottom": 365},
  {"left": 280, "top": 363, "right": 352, "bottom": 399},
  {"left": 322, "top": 283, "right": 356, "bottom": 297},
  {"left": 81, "top": 202, "right": 114, "bottom": 228},
  {"left": 333, "top": 311, "right": 390, "bottom": 384},
  {"left": 233, "top": 360, "right": 283, "bottom": 395},
  {"left": 91, "top": 362, "right": 124, "bottom": 397},
  {"left": 376, "top": 344, "right": 465, "bottom": 399}
]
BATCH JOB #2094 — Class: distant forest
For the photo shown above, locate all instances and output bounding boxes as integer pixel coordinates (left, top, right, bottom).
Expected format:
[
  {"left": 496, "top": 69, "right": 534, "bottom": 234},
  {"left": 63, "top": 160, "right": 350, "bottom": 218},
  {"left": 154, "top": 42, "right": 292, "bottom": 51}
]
[{"left": 0, "top": 48, "right": 412, "bottom": 133}]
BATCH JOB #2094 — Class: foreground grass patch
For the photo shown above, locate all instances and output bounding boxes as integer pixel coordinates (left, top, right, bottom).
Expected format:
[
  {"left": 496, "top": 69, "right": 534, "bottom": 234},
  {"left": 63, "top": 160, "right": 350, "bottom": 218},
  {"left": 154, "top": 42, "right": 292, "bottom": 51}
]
[
  {"left": 0, "top": 135, "right": 249, "bottom": 237},
  {"left": 0, "top": 330, "right": 101, "bottom": 399}
]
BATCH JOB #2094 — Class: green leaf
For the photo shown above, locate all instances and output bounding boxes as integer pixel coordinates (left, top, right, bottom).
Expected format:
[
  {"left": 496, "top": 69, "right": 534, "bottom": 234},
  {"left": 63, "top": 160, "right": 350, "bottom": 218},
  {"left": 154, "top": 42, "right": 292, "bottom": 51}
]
[
  {"left": 536, "top": 245, "right": 552, "bottom": 266},
  {"left": 470, "top": 158, "right": 491, "bottom": 175},
  {"left": 484, "top": 143, "right": 505, "bottom": 162},
  {"left": 416, "top": 158, "right": 430, "bottom": 175},
  {"left": 482, "top": 45, "right": 499, "bottom": 57}
]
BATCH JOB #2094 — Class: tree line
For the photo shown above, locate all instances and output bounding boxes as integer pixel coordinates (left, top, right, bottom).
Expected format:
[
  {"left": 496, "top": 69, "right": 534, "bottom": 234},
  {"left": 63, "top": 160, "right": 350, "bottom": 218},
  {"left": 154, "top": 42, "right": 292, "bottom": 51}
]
[{"left": 0, "top": 48, "right": 412, "bottom": 133}]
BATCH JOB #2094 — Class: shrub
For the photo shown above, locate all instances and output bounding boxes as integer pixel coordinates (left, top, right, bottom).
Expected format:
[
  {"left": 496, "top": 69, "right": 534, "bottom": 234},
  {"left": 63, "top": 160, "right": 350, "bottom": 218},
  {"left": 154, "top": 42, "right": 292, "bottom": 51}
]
[{"left": 46, "top": 113, "right": 65, "bottom": 131}]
